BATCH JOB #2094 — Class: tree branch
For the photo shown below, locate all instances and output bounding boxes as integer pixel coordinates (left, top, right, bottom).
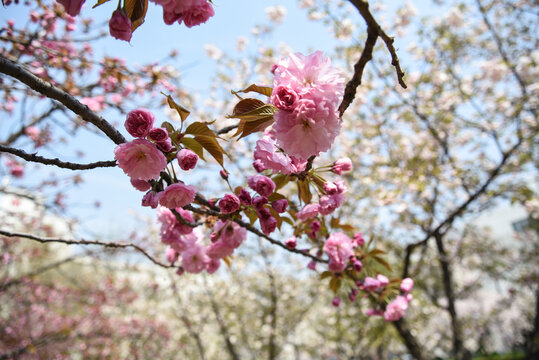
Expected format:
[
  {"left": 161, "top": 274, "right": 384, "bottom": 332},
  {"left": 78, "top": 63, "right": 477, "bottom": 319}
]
[
  {"left": 184, "top": 204, "right": 328, "bottom": 264},
  {"left": 0, "top": 57, "right": 126, "bottom": 145},
  {"left": 0, "top": 229, "right": 173, "bottom": 269},
  {"left": 0, "top": 144, "right": 117, "bottom": 170},
  {"left": 339, "top": 0, "right": 407, "bottom": 118}
]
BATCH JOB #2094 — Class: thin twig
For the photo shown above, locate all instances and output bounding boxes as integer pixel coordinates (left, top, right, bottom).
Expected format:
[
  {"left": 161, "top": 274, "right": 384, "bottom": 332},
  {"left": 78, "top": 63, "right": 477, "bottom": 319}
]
[
  {"left": 0, "top": 229, "right": 173, "bottom": 269},
  {"left": 0, "top": 144, "right": 117, "bottom": 170},
  {"left": 0, "top": 57, "right": 126, "bottom": 145}
]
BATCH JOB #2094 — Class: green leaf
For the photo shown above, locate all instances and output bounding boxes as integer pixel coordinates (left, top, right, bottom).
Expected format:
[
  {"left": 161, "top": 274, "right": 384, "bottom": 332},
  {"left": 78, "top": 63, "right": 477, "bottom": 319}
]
[
  {"left": 92, "top": 0, "right": 111, "bottom": 8},
  {"left": 267, "top": 192, "right": 285, "bottom": 202},
  {"left": 163, "top": 93, "right": 190, "bottom": 122},
  {"left": 232, "top": 84, "right": 273, "bottom": 97},
  {"left": 161, "top": 121, "right": 175, "bottom": 136},
  {"left": 124, "top": 0, "right": 148, "bottom": 32},
  {"left": 281, "top": 216, "right": 294, "bottom": 226},
  {"left": 180, "top": 137, "right": 205, "bottom": 160},
  {"left": 194, "top": 135, "right": 225, "bottom": 166},
  {"left": 269, "top": 207, "right": 283, "bottom": 230}
]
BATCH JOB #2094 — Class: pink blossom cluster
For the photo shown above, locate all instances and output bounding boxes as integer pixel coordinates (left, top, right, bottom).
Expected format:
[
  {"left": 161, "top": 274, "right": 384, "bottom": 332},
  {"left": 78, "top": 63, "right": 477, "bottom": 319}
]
[
  {"left": 323, "top": 232, "right": 355, "bottom": 273},
  {"left": 159, "top": 210, "right": 246, "bottom": 274},
  {"left": 296, "top": 179, "right": 347, "bottom": 221},
  {"left": 114, "top": 108, "right": 198, "bottom": 209},
  {"left": 253, "top": 135, "right": 307, "bottom": 174},
  {"left": 150, "top": 0, "right": 215, "bottom": 28},
  {"left": 364, "top": 277, "right": 415, "bottom": 322},
  {"left": 270, "top": 51, "right": 345, "bottom": 160}
]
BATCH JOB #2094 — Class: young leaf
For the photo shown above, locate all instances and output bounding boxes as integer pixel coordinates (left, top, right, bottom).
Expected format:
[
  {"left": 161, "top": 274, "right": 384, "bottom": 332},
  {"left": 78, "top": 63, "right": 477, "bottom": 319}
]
[
  {"left": 228, "top": 98, "right": 276, "bottom": 120},
  {"left": 92, "top": 0, "right": 111, "bottom": 8},
  {"left": 233, "top": 117, "right": 274, "bottom": 139},
  {"left": 163, "top": 93, "right": 190, "bottom": 122},
  {"left": 329, "top": 276, "right": 342, "bottom": 293},
  {"left": 373, "top": 255, "right": 392, "bottom": 272},
  {"left": 233, "top": 84, "right": 273, "bottom": 97},
  {"left": 194, "top": 135, "right": 225, "bottom": 166},
  {"left": 298, "top": 179, "right": 312, "bottom": 204},
  {"left": 180, "top": 137, "right": 205, "bottom": 160},
  {"left": 124, "top": 0, "right": 148, "bottom": 32},
  {"left": 272, "top": 174, "right": 290, "bottom": 190},
  {"left": 185, "top": 121, "right": 217, "bottom": 137}
]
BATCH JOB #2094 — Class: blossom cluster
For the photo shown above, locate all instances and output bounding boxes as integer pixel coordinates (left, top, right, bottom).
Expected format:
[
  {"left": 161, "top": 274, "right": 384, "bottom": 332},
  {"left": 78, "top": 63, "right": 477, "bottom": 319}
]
[
  {"left": 270, "top": 51, "right": 345, "bottom": 159},
  {"left": 150, "top": 0, "right": 215, "bottom": 28}
]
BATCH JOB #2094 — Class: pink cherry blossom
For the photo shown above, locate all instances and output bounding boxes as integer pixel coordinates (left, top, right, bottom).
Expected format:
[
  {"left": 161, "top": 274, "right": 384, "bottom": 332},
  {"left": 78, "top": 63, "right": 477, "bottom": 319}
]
[
  {"left": 181, "top": 243, "right": 209, "bottom": 274},
  {"left": 285, "top": 236, "right": 297, "bottom": 248},
  {"left": 177, "top": 149, "right": 198, "bottom": 171},
  {"left": 332, "top": 157, "right": 353, "bottom": 175},
  {"left": 365, "top": 308, "right": 384, "bottom": 317},
  {"left": 151, "top": 0, "right": 214, "bottom": 28},
  {"left": 114, "top": 139, "right": 167, "bottom": 181},
  {"left": 248, "top": 174, "right": 275, "bottom": 197},
  {"left": 363, "top": 276, "right": 381, "bottom": 292},
  {"left": 57, "top": 0, "right": 85, "bottom": 17},
  {"left": 238, "top": 188, "right": 252, "bottom": 205},
  {"left": 149, "top": 127, "right": 169, "bottom": 142},
  {"left": 296, "top": 203, "right": 320, "bottom": 220},
  {"left": 125, "top": 109, "right": 155, "bottom": 138},
  {"left": 254, "top": 136, "right": 307, "bottom": 174},
  {"left": 212, "top": 220, "right": 246, "bottom": 248},
  {"left": 165, "top": 246, "right": 179, "bottom": 263},
  {"left": 218, "top": 193, "right": 241, "bottom": 214},
  {"left": 400, "top": 277, "right": 414, "bottom": 293},
  {"left": 271, "top": 51, "right": 345, "bottom": 159},
  {"left": 270, "top": 85, "right": 298, "bottom": 111},
  {"left": 324, "top": 232, "right": 354, "bottom": 273},
  {"left": 142, "top": 191, "right": 162, "bottom": 208},
  {"left": 109, "top": 9, "right": 132, "bottom": 42},
  {"left": 384, "top": 295, "right": 409, "bottom": 322},
  {"left": 130, "top": 178, "right": 151, "bottom": 192},
  {"left": 157, "top": 207, "right": 195, "bottom": 246},
  {"left": 206, "top": 258, "right": 221, "bottom": 274},
  {"left": 206, "top": 241, "right": 234, "bottom": 259},
  {"left": 377, "top": 274, "right": 390, "bottom": 287},
  {"left": 271, "top": 199, "right": 288, "bottom": 213},
  {"left": 159, "top": 183, "right": 197, "bottom": 209}
]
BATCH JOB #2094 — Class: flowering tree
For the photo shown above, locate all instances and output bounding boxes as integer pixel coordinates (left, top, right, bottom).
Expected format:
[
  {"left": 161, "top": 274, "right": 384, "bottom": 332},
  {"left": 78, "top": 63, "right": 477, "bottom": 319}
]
[{"left": 1, "top": 0, "right": 537, "bottom": 359}]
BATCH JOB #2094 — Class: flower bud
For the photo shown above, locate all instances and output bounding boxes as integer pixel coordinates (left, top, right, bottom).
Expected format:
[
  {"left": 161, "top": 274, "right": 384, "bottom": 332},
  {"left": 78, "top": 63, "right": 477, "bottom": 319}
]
[{"left": 177, "top": 148, "right": 198, "bottom": 171}]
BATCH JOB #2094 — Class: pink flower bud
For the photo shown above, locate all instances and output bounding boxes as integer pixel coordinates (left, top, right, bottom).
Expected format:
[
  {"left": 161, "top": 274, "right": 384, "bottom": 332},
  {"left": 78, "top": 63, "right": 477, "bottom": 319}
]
[
  {"left": 157, "top": 138, "right": 173, "bottom": 152},
  {"left": 307, "top": 261, "right": 317, "bottom": 271},
  {"left": 109, "top": 9, "right": 132, "bottom": 42},
  {"left": 57, "top": 0, "right": 85, "bottom": 17},
  {"left": 310, "top": 220, "right": 321, "bottom": 232},
  {"left": 220, "top": 169, "right": 229, "bottom": 180},
  {"left": 332, "top": 157, "right": 352, "bottom": 175},
  {"left": 363, "top": 276, "right": 381, "bottom": 292},
  {"left": 285, "top": 236, "right": 297, "bottom": 249},
  {"left": 238, "top": 188, "right": 252, "bottom": 205},
  {"left": 271, "top": 199, "right": 288, "bottom": 213},
  {"left": 130, "top": 178, "right": 151, "bottom": 192},
  {"left": 353, "top": 260, "right": 363, "bottom": 272},
  {"left": 296, "top": 203, "right": 320, "bottom": 221},
  {"left": 400, "top": 277, "right": 414, "bottom": 293},
  {"left": 253, "top": 196, "right": 269, "bottom": 209},
  {"left": 365, "top": 308, "right": 384, "bottom": 317},
  {"left": 177, "top": 149, "right": 198, "bottom": 171},
  {"left": 332, "top": 296, "right": 341, "bottom": 307},
  {"left": 353, "top": 231, "right": 365, "bottom": 246},
  {"left": 149, "top": 127, "right": 169, "bottom": 142},
  {"left": 141, "top": 191, "right": 162, "bottom": 209},
  {"left": 253, "top": 159, "right": 266, "bottom": 173},
  {"left": 165, "top": 247, "right": 179, "bottom": 263},
  {"left": 377, "top": 274, "right": 389, "bottom": 287},
  {"left": 176, "top": 267, "right": 184, "bottom": 276},
  {"left": 218, "top": 193, "right": 241, "bottom": 214},
  {"left": 125, "top": 109, "right": 155, "bottom": 138},
  {"left": 248, "top": 175, "right": 275, "bottom": 197}
]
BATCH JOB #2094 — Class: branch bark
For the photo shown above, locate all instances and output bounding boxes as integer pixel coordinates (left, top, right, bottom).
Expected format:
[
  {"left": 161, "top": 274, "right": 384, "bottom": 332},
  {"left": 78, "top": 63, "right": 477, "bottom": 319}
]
[
  {"left": 0, "top": 229, "right": 173, "bottom": 269},
  {"left": 0, "top": 144, "right": 117, "bottom": 170},
  {"left": 0, "top": 57, "right": 126, "bottom": 145}
]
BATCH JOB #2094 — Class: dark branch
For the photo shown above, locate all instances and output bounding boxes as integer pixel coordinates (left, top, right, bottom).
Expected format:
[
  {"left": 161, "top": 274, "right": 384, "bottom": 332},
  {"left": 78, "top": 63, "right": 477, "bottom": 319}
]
[
  {"left": 0, "top": 229, "right": 173, "bottom": 269},
  {"left": 0, "top": 144, "right": 117, "bottom": 170},
  {"left": 0, "top": 57, "right": 126, "bottom": 145}
]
